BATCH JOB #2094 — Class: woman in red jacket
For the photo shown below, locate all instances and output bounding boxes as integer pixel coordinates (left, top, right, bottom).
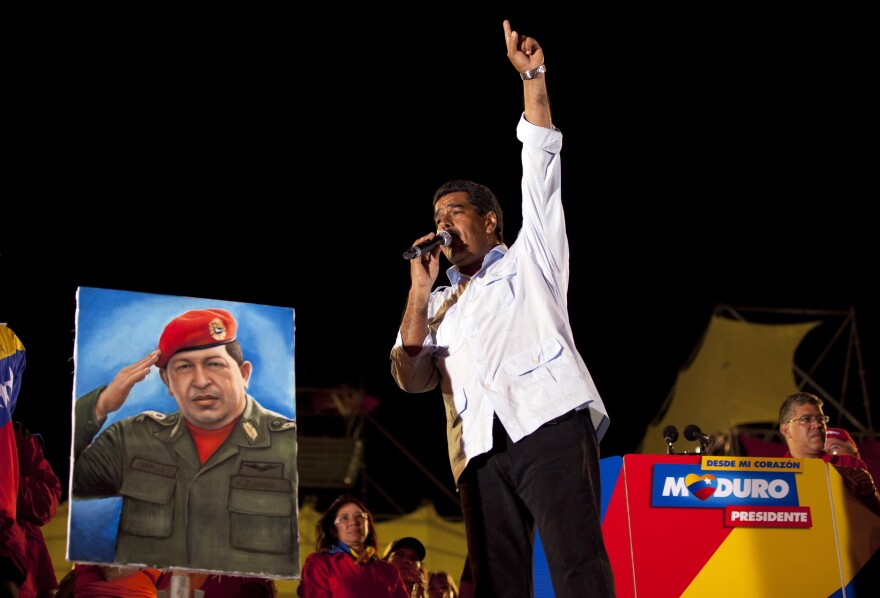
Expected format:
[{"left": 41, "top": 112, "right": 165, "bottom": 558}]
[{"left": 298, "top": 495, "right": 408, "bottom": 598}]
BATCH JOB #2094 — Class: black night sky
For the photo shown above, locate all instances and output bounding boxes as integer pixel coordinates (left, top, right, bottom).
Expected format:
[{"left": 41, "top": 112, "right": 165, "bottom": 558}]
[{"left": 4, "top": 11, "right": 875, "bottom": 519}]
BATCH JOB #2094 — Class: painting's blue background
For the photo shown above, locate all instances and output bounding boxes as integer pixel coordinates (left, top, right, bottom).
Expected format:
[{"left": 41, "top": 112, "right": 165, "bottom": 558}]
[{"left": 68, "top": 286, "right": 296, "bottom": 564}]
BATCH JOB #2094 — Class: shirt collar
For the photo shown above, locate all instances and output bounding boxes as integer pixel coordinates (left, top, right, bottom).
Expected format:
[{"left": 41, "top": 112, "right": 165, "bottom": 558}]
[
  {"left": 446, "top": 244, "right": 506, "bottom": 286},
  {"left": 325, "top": 541, "right": 377, "bottom": 563}
]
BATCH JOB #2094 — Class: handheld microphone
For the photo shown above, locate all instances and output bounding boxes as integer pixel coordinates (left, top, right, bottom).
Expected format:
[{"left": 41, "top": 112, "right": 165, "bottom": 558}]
[
  {"left": 684, "top": 424, "right": 715, "bottom": 451},
  {"left": 402, "top": 230, "right": 452, "bottom": 260},
  {"left": 403, "top": 230, "right": 452, "bottom": 260}
]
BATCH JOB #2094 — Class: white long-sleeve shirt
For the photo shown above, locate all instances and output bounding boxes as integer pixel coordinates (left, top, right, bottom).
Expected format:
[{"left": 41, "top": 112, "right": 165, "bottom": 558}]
[{"left": 391, "top": 114, "right": 609, "bottom": 484}]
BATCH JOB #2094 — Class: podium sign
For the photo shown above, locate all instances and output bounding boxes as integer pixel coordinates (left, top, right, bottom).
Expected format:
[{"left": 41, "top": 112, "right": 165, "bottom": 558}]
[{"left": 599, "top": 454, "right": 880, "bottom": 597}]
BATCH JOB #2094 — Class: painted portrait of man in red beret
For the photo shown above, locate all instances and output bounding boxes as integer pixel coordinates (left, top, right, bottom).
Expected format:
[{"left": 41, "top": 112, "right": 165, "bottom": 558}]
[{"left": 69, "top": 287, "right": 298, "bottom": 579}]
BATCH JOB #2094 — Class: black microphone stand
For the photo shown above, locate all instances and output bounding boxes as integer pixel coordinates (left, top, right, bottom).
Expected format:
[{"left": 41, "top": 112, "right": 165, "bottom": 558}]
[{"left": 662, "top": 425, "right": 679, "bottom": 455}]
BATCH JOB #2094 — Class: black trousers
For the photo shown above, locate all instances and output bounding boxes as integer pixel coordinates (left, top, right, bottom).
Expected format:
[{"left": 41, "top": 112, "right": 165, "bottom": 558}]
[{"left": 459, "top": 409, "right": 616, "bottom": 598}]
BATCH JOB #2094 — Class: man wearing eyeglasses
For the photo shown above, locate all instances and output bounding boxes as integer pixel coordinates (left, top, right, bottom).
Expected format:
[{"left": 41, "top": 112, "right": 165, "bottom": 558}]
[{"left": 779, "top": 392, "right": 880, "bottom": 514}]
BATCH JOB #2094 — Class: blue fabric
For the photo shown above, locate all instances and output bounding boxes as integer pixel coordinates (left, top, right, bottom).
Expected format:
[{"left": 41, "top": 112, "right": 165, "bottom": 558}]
[{"left": 0, "top": 325, "right": 26, "bottom": 426}]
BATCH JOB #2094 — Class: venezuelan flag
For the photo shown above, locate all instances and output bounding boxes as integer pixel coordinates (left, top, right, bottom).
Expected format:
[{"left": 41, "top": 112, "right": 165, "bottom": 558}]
[{"left": 1, "top": 324, "right": 27, "bottom": 528}]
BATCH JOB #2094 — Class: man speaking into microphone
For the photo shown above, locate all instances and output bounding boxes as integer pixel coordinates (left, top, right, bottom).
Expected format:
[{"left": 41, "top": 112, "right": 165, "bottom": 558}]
[
  {"left": 402, "top": 230, "right": 452, "bottom": 260},
  {"left": 389, "top": 20, "right": 615, "bottom": 598}
]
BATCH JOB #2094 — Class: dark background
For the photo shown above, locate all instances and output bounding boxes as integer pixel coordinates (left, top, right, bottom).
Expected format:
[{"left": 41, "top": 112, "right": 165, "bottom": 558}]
[{"left": 3, "top": 11, "right": 875, "bottom": 519}]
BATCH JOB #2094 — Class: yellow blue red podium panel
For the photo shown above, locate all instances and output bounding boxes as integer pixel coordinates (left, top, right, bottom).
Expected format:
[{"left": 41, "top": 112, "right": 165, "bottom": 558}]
[{"left": 599, "top": 454, "right": 880, "bottom": 597}]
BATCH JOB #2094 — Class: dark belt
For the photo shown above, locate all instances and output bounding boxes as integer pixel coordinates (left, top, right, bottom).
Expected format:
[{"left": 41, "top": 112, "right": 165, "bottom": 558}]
[
  {"left": 493, "top": 408, "right": 581, "bottom": 429},
  {"left": 540, "top": 408, "right": 580, "bottom": 428}
]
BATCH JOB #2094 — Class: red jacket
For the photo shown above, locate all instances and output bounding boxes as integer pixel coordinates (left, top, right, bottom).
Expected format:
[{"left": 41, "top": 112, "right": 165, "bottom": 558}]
[
  {"left": 783, "top": 449, "right": 868, "bottom": 469},
  {"left": 11, "top": 422, "right": 63, "bottom": 598},
  {"left": 298, "top": 550, "right": 409, "bottom": 598}
]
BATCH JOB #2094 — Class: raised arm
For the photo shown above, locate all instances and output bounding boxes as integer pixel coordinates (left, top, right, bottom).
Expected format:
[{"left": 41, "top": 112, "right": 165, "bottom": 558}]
[{"left": 503, "top": 19, "right": 551, "bottom": 129}]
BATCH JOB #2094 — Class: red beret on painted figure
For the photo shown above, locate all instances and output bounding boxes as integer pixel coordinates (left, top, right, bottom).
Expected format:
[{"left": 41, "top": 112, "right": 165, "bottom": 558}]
[{"left": 156, "top": 308, "right": 237, "bottom": 368}]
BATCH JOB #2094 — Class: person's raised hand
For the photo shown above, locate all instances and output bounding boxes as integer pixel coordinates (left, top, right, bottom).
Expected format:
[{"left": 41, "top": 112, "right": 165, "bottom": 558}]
[
  {"left": 95, "top": 350, "right": 160, "bottom": 420},
  {"left": 397, "top": 561, "right": 426, "bottom": 597},
  {"left": 503, "top": 19, "right": 544, "bottom": 75}
]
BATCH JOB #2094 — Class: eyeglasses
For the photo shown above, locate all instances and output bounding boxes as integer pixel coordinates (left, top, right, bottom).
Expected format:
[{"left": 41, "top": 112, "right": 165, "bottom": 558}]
[
  {"left": 783, "top": 414, "right": 830, "bottom": 426},
  {"left": 334, "top": 511, "right": 369, "bottom": 525}
]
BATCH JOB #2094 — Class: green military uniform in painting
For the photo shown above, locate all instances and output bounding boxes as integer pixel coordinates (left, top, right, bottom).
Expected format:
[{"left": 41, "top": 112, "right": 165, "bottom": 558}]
[
  {"left": 73, "top": 390, "right": 297, "bottom": 576},
  {"left": 70, "top": 306, "right": 298, "bottom": 578}
]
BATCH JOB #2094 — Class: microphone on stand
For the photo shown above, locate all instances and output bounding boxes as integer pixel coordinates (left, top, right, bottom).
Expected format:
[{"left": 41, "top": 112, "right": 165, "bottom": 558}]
[
  {"left": 684, "top": 424, "right": 715, "bottom": 453},
  {"left": 662, "top": 425, "right": 679, "bottom": 455}
]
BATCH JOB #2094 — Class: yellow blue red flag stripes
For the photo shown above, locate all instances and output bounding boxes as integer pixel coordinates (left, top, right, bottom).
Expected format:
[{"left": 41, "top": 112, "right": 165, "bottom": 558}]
[
  {"left": 1, "top": 323, "right": 27, "bottom": 572},
  {"left": 1, "top": 323, "right": 27, "bottom": 426}
]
